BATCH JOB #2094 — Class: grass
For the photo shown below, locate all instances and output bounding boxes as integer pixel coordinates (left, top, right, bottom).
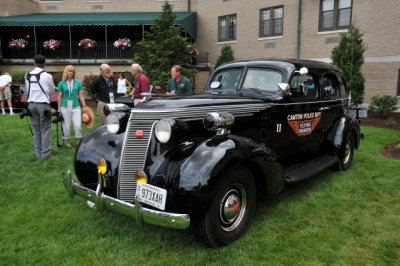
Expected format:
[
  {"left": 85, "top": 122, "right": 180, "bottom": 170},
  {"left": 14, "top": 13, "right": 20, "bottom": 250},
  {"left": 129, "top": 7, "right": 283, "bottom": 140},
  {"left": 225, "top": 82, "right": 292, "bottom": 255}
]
[{"left": 1, "top": 114, "right": 399, "bottom": 265}]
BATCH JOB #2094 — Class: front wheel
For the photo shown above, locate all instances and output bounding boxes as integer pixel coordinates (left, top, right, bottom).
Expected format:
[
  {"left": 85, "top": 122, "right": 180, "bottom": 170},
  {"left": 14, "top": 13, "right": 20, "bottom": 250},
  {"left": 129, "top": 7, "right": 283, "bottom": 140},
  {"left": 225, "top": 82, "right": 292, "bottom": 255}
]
[{"left": 196, "top": 166, "right": 256, "bottom": 248}]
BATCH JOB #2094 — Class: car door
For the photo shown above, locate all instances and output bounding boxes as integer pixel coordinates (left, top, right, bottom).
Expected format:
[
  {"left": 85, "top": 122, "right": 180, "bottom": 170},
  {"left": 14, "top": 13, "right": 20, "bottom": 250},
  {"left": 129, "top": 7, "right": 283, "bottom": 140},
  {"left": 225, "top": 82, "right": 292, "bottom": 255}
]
[
  {"left": 270, "top": 69, "right": 324, "bottom": 164},
  {"left": 318, "top": 70, "right": 345, "bottom": 134}
]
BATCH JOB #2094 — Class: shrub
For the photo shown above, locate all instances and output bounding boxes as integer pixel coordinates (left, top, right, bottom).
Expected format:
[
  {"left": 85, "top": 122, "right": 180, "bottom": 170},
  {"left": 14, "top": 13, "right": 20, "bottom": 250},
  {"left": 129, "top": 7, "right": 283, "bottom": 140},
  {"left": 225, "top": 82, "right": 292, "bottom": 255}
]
[
  {"left": 214, "top": 45, "right": 235, "bottom": 69},
  {"left": 396, "top": 143, "right": 400, "bottom": 152},
  {"left": 82, "top": 74, "right": 97, "bottom": 96},
  {"left": 331, "top": 24, "right": 366, "bottom": 106},
  {"left": 82, "top": 74, "right": 118, "bottom": 96},
  {"left": 12, "top": 71, "right": 27, "bottom": 83},
  {"left": 52, "top": 72, "right": 63, "bottom": 87},
  {"left": 368, "top": 95, "right": 398, "bottom": 118}
]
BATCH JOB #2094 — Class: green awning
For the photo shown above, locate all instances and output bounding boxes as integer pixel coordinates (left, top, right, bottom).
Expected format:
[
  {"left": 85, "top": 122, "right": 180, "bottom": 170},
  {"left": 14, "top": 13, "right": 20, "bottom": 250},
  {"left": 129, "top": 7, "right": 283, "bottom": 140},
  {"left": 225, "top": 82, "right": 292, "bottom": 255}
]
[{"left": 0, "top": 12, "right": 197, "bottom": 39}]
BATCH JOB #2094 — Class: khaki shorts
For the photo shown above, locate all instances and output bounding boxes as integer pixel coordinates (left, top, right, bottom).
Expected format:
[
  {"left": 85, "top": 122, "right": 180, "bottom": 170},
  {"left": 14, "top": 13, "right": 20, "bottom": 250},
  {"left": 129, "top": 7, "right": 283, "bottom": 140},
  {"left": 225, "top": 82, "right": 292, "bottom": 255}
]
[{"left": 0, "top": 86, "right": 11, "bottom": 101}]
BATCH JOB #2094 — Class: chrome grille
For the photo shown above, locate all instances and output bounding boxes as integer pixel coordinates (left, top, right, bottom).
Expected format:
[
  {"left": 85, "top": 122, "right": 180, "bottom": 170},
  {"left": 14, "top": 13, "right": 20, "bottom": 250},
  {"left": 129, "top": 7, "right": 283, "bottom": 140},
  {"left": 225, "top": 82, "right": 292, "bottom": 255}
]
[
  {"left": 117, "top": 103, "right": 270, "bottom": 203},
  {"left": 118, "top": 115, "right": 155, "bottom": 202}
]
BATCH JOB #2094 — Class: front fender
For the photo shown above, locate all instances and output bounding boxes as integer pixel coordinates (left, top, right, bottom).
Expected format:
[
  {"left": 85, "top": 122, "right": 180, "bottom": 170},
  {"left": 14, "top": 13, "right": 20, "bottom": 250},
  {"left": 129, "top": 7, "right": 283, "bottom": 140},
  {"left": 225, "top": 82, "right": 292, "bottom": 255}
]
[
  {"left": 158, "top": 135, "right": 284, "bottom": 217},
  {"left": 74, "top": 125, "right": 125, "bottom": 196}
]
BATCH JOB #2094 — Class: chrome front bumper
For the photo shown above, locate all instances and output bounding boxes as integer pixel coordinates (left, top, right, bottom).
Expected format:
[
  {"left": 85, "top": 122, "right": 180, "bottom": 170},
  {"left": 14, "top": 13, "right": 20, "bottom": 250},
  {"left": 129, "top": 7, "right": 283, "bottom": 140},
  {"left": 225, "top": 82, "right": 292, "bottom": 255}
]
[{"left": 61, "top": 170, "right": 190, "bottom": 229}]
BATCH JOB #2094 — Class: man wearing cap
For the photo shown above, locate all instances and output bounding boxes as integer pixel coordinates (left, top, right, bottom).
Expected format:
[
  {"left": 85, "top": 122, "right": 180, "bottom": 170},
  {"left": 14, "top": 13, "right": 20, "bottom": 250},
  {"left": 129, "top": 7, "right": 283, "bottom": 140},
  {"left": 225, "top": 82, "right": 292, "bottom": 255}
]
[
  {"left": 25, "top": 55, "right": 56, "bottom": 159},
  {"left": 0, "top": 72, "right": 14, "bottom": 115},
  {"left": 90, "top": 63, "right": 115, "bottom": 126}
]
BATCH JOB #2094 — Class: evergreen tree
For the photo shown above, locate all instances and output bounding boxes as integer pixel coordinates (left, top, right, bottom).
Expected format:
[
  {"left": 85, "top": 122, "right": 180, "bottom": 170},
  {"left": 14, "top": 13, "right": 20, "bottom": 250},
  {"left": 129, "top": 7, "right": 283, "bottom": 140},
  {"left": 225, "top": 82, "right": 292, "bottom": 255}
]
[
  {"left": 133, "top": 1, "right": 197, "bottom": 86},
  {"left": 331, "top": 24, "right": 366, "bottom": 106},
  {"left": 214, "top": 45, "right": 235, "bottom": 69}
]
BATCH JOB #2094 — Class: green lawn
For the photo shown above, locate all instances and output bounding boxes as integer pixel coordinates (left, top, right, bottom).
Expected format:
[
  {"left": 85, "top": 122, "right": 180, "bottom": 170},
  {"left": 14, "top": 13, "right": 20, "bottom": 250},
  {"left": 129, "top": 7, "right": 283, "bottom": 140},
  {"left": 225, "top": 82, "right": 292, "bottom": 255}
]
[{"left": 1, "top": 114, "right": 399, "bottom": 265}]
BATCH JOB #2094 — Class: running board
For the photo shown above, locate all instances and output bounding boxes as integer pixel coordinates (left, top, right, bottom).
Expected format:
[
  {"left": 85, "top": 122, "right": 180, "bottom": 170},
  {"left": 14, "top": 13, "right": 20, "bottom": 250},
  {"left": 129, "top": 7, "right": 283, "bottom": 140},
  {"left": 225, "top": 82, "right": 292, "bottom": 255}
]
[{"left": 285, "top": 154, "right": 339, "bottom": 183}]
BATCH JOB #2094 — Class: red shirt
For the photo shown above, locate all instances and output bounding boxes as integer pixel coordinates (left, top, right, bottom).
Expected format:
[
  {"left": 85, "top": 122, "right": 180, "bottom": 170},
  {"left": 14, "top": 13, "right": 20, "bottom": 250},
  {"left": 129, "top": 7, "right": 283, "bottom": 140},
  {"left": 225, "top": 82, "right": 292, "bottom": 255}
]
[{"left": 133, "top": 73, "right": 150, "bottom": 99}]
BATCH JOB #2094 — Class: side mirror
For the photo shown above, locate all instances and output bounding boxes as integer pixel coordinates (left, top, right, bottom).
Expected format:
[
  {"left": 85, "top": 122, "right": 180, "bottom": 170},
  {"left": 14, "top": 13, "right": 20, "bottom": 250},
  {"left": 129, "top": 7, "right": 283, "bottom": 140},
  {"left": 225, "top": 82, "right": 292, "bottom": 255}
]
[
  {"left": 278, "top": 83, "right": 291, "bottom": 96},
  {"left": 296, "top": 67, "right": 308, "bottom": 75},
  {"left": 210, "top": 81, "right": 222, "bottom": 89}
]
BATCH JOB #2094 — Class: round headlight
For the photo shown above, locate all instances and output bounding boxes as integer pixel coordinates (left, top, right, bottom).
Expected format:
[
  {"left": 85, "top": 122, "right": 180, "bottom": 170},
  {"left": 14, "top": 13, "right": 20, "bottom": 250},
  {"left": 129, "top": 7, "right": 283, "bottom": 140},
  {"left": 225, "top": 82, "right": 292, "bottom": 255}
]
[
  {"left": 155, "top": 119, "right": 172, "bottom": 143},
  {"left": 105, "top": 113, "right": 120, "bottom": 134}
]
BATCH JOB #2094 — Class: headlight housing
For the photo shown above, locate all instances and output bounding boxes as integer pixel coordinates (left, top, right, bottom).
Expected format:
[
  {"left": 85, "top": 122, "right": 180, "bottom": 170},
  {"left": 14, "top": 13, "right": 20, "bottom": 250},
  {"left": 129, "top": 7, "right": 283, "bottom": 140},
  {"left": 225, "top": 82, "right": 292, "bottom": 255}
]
[
  {"left": 105, "top": 113, "right": 120, "bottom": 134},
  {"left": 104, "top": 104, "right": 131, "bottom": 134},
  {"left": 154, "top": 119, "right": 173, "bottom": 143}
]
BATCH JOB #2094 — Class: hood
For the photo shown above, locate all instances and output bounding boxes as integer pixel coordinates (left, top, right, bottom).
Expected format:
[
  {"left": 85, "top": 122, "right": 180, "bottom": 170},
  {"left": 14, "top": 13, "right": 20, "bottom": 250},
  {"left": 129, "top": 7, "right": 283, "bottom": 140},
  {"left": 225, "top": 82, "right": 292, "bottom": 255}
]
[{"left": 136, "top": 94, "right": 265, "bottom": 110}]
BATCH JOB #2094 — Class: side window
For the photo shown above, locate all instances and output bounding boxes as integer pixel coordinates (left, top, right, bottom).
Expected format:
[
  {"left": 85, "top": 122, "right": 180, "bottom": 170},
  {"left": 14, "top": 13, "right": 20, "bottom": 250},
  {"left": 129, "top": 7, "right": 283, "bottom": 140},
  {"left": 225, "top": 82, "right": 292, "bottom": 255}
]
[
  {"left": 211, "top": 68, "right": 243, "bottom": 89},
  {"left": 290, "top": 73, "right": 318, "bottom": 100},
  {"left": 322, "top": 75, "right": 340, "bottom": 99},
  {"left": 242, "top": 69, "right": 282, "bottom": 92}
]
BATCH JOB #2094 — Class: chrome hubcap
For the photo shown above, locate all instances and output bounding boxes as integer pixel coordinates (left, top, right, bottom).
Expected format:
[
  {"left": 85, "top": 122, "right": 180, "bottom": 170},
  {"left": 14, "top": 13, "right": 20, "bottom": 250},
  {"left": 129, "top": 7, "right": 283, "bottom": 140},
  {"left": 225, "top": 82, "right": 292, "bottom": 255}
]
[
  {"left": 343, "top": 142, "right": 351, "bottom": 164},
  {"left": 219, "top": 184, "right": 247, "bottom": 232}
]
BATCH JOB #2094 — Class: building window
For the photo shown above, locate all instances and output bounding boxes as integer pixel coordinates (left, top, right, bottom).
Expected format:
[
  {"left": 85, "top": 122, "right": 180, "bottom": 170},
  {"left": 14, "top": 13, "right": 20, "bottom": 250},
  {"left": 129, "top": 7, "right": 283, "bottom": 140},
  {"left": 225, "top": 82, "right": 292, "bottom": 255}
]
[
  {"left": 218, "top": 14, "right": 236, "bottom": 42},
  {"left": 320, "top": 0, "right": 352, "bottom": 31},
  {"left": 260, "top": 6, "right": 283, "bottom": 37}
]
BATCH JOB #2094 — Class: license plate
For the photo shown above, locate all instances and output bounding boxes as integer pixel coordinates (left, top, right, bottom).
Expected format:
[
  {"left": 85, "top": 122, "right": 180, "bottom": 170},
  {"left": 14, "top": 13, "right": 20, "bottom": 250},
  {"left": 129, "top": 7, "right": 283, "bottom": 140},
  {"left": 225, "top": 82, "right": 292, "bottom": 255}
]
[{"left": 135, "top": 182, "right": 167, "bottom": 210}]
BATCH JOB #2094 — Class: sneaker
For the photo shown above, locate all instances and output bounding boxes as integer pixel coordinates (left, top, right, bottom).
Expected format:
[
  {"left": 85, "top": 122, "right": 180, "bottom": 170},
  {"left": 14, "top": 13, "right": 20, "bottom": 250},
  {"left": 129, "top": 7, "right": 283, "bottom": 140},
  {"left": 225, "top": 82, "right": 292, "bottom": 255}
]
[
  {"left": 1, "top": 113, "right": 5, "bottom": 115},
  {"left": 10, "top": 112, "right": 15, "bottom": 116}
]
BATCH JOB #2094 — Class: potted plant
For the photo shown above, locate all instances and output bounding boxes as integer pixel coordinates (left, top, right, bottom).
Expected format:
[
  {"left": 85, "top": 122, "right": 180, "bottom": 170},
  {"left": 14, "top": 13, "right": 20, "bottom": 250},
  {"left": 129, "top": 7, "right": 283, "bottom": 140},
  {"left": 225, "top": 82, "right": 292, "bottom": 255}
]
[
  {"left": 43, "top": 39, "right": 61, "bottom": 50},
  {"left": 9, "top": 39, "right": 28, "bottom": 49},
  {"left": 79, "top": 38, "right": 96, "bottom": 49},
  {"left": 113, "top": 38, "right": 132, "bottom": 49}
]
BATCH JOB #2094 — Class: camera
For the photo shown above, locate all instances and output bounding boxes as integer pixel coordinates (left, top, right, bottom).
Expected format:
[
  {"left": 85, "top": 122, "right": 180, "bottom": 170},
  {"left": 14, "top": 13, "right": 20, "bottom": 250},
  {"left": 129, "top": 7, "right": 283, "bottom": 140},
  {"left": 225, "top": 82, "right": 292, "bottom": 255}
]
[
  {"left": 44, "top": 108, "right": 64, "bottom": 123},
  {"left": 19, "top": 108, "right": 31, "bottom": 119}
]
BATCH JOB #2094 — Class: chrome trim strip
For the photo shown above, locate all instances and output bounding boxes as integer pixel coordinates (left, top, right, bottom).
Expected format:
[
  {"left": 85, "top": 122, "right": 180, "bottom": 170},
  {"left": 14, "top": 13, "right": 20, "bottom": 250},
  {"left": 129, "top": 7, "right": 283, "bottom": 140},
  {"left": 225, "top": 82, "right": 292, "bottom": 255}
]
[
  {"left": 273, "top": 98, "right": 346, "bottom": 106},
  {"left": 61, "top": 171, "right": 190, "bottom": 230}
]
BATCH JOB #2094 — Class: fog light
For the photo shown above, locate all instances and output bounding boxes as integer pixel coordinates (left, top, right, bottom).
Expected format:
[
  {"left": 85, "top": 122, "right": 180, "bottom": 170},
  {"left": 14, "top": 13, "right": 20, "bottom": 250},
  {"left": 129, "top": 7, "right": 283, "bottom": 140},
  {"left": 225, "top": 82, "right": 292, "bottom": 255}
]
[
  {"left": 135, "top": 171, "right": 147, "bottom": 184},
  {"left": 97, "top": 158, "right": 107, "bottom": 175}
]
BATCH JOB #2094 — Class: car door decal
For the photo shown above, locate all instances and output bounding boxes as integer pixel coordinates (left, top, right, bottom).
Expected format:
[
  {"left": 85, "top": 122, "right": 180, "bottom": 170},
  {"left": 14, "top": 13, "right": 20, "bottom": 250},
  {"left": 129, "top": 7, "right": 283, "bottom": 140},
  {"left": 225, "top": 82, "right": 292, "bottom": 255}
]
[{"left": 287, "top": 112, "right": 321, "bottom": 136}]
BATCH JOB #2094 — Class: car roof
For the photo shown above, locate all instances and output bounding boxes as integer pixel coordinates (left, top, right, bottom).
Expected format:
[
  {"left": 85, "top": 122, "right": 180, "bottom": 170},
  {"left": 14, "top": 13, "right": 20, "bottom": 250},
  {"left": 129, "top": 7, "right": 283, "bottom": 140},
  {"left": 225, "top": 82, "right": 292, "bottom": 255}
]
[{"left": 216, "top": 59, "right": 342, "bottom": 73}]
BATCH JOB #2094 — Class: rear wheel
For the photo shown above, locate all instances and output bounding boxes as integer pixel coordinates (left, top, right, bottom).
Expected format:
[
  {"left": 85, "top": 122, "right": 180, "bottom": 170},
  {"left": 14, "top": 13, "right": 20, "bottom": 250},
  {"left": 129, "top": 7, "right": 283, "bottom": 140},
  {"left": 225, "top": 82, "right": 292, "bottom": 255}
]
[
  {"left": 196, "top": 166, "right": 256, "bottom": 248},
  {"left": 335, "top": 133, "right": 354, "bottom": 171}
]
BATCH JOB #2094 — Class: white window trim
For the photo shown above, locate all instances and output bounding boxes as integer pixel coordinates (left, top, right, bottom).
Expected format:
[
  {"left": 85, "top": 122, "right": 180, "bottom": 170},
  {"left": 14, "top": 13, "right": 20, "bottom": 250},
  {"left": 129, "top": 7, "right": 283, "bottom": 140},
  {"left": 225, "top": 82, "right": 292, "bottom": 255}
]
[
  {"left": 217, "top": 41, "right": 237, "bottom": 45},
  {"left": 258, "top": 36, "right": 283, "bottom": 41},
  {"left": 318, "top": 29, "right": 348, "bottom": 35}
]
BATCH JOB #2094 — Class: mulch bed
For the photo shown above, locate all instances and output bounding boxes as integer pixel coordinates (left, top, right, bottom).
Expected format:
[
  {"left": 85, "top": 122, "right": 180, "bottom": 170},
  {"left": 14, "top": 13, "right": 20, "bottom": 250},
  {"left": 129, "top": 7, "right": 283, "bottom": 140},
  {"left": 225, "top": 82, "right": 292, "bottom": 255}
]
[
  {"left": 380, "top": 142, "right": 400, "bottom": 160},
  {"left": 360, "top": 112, "right": 400, "bottom": 160}
]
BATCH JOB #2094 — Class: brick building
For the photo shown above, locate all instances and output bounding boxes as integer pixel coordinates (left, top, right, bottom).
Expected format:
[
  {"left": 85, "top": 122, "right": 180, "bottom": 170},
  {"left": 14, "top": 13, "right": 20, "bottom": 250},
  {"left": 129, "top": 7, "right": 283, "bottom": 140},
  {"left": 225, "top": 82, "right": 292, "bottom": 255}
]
[{"left": 1, "top": 0, "right": 399, "bottom": 102}]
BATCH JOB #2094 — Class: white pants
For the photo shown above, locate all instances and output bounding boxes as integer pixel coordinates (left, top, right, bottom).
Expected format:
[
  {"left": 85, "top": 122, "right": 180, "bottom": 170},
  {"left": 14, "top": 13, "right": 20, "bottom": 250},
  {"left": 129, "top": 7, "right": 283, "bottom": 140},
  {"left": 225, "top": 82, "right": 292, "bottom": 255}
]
[{"left": 61, "top": 107, "right": 82, "bottom": 139}]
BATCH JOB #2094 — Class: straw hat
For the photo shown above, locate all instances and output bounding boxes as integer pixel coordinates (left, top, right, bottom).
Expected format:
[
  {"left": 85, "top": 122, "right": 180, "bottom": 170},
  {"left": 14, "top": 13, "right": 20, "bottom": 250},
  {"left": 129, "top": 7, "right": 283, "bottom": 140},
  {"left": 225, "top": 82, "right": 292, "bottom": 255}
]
[{"left": 81, "top": 106, "right": 95, "bottom": 129}]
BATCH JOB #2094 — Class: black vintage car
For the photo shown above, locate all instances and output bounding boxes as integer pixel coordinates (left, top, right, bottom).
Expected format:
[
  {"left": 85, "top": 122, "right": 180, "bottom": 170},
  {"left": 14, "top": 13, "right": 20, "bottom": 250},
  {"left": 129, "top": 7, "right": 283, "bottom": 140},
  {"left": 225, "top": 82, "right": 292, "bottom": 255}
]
[{"left": 62, "top": 59, "right": 362, "bottom": 248}]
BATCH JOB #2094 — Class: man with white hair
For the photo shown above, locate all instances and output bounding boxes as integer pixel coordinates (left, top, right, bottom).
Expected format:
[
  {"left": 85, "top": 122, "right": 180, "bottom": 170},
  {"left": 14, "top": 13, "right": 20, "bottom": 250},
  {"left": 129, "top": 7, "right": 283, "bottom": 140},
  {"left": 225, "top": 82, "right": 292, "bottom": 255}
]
[
  {"left": 0, "top": 72, "right": 14, "bottom": 115},
  {"left": 90, "top": 63, "right": 115, "bottom": 125},
  {"left": 130, "top": 63, "right": 150, "bottom": 106}
]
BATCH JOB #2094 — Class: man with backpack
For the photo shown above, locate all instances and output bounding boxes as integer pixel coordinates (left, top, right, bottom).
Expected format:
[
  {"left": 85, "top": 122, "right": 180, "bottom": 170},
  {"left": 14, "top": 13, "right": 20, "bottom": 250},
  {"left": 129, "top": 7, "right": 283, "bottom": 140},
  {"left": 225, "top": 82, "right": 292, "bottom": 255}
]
[{"left": 25, "top": 55, "right": 56, "bottom": 159}]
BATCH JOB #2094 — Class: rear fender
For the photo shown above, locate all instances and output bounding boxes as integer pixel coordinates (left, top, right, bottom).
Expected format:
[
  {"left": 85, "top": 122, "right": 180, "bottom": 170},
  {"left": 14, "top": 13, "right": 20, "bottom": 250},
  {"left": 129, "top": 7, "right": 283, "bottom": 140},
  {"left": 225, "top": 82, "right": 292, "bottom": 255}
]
[{"left": 326, "top": 114, "right": 361, "bottom": 152}]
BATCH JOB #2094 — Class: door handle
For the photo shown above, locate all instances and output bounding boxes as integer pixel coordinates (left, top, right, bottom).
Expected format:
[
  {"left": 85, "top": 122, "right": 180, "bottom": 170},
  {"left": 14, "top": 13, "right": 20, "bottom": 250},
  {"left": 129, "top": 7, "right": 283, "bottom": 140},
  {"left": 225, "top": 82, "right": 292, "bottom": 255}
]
[{"left": 319, "top": 107, "right": 330, "bottom": 111}]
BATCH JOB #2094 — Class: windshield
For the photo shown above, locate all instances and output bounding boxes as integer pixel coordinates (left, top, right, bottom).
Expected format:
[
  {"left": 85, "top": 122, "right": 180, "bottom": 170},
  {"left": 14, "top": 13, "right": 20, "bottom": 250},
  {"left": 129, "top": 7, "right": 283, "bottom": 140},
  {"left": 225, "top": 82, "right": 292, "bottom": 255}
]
[
  {"left": 210, "top": 68, "right": 243, "bottom": 89},
  {"left": 242, "top": 69, "right": 283, "bottom": 92}
]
